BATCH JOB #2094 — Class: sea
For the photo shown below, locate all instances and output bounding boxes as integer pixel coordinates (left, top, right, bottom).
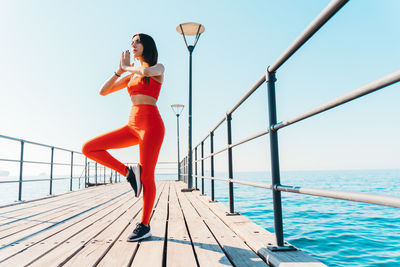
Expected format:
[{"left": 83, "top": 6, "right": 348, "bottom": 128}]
[
  {"left": 191, "top": 169, "right": 400, "bottom": 267},
  {"left": 1, "top": 169, "right": 399, "bottom": 266}
]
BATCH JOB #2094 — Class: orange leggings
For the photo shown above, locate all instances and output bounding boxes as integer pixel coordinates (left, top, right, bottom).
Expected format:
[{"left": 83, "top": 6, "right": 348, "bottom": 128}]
[{"left": 82, "top": 105, "right": 165, "bottom": 225}]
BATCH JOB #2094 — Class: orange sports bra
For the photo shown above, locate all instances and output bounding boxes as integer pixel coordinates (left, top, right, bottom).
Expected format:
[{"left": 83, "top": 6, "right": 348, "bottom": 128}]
[{"left": 127, "top": 74, "right": 162, "bottom": 100}]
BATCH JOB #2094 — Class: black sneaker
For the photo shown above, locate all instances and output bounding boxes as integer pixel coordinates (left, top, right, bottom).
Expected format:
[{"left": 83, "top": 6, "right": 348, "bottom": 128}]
[
  {"left": 127, "top": 222, "right": 151, "bottom": 242},
  {"left": 126, "top": 165, "right": 142, "bottom": 197}
]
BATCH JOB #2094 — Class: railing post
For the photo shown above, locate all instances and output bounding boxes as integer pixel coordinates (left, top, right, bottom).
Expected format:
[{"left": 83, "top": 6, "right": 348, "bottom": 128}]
[
  {"left": 70, "top": 151, "right": 74, "bottom": 191},
  {"left": 210, "top": 132, "right": 215, "bottom": 200},
  {"left": 181, "top": 159, "right": 183, "bottom": 182},
  {"left": 266, "top": 69, "right": 293, "bottom": 251},
  {"left": 184, "top": 157, "right": 186, "bottom": 183},
  {"left": 18, "top": 141, "right": 24, "bottom": 201},
  {"left": 178, "top": 160, "right": 181, "bottom": 181},
  {"left": 87, "top": 162, "right": 90, "bottom": 187},
  {"left": 104, "top": 166, "right": 106, "bottom": 184},
  {"left": 115, "top": 170, "right": 117, "bottom": 183},
  {"left": 195, "top": 147, "right": 198, "bottom": 189},
  {"left": 201, "top": 141, "right": 204, "bottom": 195},
  {"left": 83, "top": 157, "right": 87, "bottom": 189},
  {"left": 226, "top": 113, "right": 238, "bottom": 215},
  {"left": 95, "top": 162, "right": 98, "bottom": 186},
  {"left": 186, "top": 156, "right": 188, "bottom": 184},
  {"left": 49, "top": 147, "right": 54, "bottom": 195}
]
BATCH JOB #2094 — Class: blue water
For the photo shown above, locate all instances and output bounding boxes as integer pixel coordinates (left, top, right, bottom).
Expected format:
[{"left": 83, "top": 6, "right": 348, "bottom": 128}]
[{"left": 196, "top": 169, "right": 400, "bottom": 266}]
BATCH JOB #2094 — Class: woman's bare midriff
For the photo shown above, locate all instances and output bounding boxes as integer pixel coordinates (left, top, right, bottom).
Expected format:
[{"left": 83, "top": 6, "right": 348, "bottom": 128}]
[{"left": 131, "top": 94, "right": 157, "bottom": 106}]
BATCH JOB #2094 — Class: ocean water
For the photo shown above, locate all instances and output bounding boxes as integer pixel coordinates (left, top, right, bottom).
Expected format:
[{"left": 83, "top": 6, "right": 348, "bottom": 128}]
[{"left": 194, "top": 169, "right": 400, "bottom": 266}]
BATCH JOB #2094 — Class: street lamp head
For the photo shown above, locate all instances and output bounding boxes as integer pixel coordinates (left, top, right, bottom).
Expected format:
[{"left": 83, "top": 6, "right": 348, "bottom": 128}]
[
  {"left": 171, "top": 104, "right": 184, "bottom": 116},
  {"left": 176, "top": 22, "right": 205, "bottom": 36},
  {"left": 176, "top": 22, "right": 205, "bottom": 51}
]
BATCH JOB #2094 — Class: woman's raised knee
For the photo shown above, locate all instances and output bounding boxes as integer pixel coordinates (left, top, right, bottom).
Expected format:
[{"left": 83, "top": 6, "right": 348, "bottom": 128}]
[{"left": 81, "top": 141, "right": 93, "bottom": 157}]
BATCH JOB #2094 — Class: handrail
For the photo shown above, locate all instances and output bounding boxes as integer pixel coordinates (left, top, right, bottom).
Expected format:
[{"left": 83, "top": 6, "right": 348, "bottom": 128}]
[
  {"left": 194, "top": 129, "right": 269, "bottom": 163},
  {"left": 0, "top": 158, "right": 85, "bottom": 167},
  {"left": 180, "top": 0, "right": 399, "bottom": 251},
  {"left": 0, "top": 133, "right": 122, "bottom": 201},
  {"left": 277, "top": 185, "right": 400, "bottom": 209},
  {"left": 273, "top": 69, "right": 400, "bottom": 131},
  {"left": 268, "top": 0, "right": 349, "bottom": 72},
  {"left": 191, "top": 174, "right": 400, "bottom": 209},
  {"left": 0, "top": 134, "right": 82, "bottom": 154},
  {"left": 0, "top": 134, "right": 176, "bottom": 201},
  {"left": 195, "top": 75, "right": 267, "bottom": 149},
  {"left": 194, "top": 0, "right": 349, "bottom": 150}
]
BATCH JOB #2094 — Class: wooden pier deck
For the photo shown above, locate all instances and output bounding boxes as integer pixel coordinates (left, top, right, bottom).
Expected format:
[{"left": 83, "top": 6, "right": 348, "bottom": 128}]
[{"left": 0, "top": 180, "right": 325, "bottom": 266}]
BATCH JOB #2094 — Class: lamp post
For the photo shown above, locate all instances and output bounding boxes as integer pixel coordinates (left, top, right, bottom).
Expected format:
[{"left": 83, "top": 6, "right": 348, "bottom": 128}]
[
  {"left": 176, "top": 22, "right": 205, "bottom": 192},
  {"left": 171, "top": 104, "right": 184, "bottom": 181}
]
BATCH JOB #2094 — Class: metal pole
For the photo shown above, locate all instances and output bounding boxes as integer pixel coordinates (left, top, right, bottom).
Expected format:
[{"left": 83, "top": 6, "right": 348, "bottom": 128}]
[
  {"left": 95, "top": 162, "right": 98, "bottom": 186},
  {"left": 87, "top": 162, "right": 90, "bottom": 187},
  {"left": 104, "top": 166, "right": 106, "bottom": 184},
  {"left": 195, "top": 147, "right": 198, "bottom": 189},
  {"left": 201, "top": 141, "right": 204, "bottom": 194},
  {"left": 210, "top": 132, "right": 215, "bottom": 200},
  {"left": 70, "top": 152, "right": 73, "bottom": 191},
  {"left": 187, "top": 46, "right": 194, "bottom": 190},
  {"left": 18, "top": 141, "right": 24, "bottom": 201},
  {"left": 83, "top": 157, "right": 87, "bottom": 189},
  {"left": 49, "top": 147, "right": 54, "bottom": 195},
  {"left": 184, "top": 157, "right": 186, "bottom": 183},
  {"left": 266, "top": 70, "right": 285, "bottom": 248},
  {"left": 226, "top": 113, "right": 235, "bottom": 214},
  {"left": 177, "top": 114, "right": 181, "bottom": 181}
]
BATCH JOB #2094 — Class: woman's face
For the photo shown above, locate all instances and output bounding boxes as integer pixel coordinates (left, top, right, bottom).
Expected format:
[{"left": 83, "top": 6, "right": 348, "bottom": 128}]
[{"left": 131, "top": 35, "right": 144, "bottom": 59}]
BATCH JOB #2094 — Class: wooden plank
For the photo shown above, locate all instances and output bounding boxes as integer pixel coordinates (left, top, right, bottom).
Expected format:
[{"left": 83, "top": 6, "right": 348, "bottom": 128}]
[
  {"left": 0, "top": 184, "right": 125, "bottom": 238},
  {"left": 0, "top": 182, "right": 117, "bottom": 217},
  {"left": 0, "top": 183, "right": 131, "bottom": 264},
  {"left": 174, "top": 181, "right": 232, "bottom": 266},
  {"left": 175, "top": 182, "right": 268, "bottom": 266},
  {"left": 166, "top": 181, "right": 197, "bottom": 267},
  {"left": 0, "top": 183, "right": 120, "bottom": 224},
  {"left": 0, "top": 183, "right": 129, "bottom": 248},
  {"left": 10, "top": 190, "right": 138, "bottom": 267},
  {"left": 188, "top": 183, "right": 326, "bottom": 267},
  {"left": 65, "top": 181, "right": 167, "bottom": 266},
  {"left": 130, "top": 181, "right": 169, "bottom": 266},
  {"left": 97, "top": 180, "right": 167, "bottom": 266}
]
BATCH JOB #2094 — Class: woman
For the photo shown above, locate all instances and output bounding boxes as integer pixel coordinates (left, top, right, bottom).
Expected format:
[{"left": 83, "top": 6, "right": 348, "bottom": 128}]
[{"left": 82, "top": 33, "right": 165, "bottom": 242}]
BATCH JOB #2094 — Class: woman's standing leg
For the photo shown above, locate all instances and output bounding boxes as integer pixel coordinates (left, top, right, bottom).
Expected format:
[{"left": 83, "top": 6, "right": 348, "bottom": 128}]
[
  {"left": 82, "top": 125, "right": 140, "bottom": 176},
  {"left": 139, "top": 118, "right": 165, "bottom": 225}
]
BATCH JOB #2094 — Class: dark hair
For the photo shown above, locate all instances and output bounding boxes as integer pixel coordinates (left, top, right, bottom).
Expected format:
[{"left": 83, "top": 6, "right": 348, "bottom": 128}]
[{"left": 133, "top": 33, "right": 158, "bottom": 84}]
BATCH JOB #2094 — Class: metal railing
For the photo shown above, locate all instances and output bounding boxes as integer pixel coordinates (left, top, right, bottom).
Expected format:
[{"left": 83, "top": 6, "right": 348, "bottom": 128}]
[
  {"left": 0, "top": 134, "right": 178, "bottom": 202},
  {"left": 0, "top": 134, "right": 122, "bottom": 202},
  {"left": 180, "top": 0, "right": 400, "bottom": 251}
]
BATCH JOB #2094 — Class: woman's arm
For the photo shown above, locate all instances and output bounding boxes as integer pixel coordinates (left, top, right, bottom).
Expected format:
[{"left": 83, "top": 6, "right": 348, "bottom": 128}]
[
  {"left": 123, "top": 63, "right": 165, "bottom": 77},
  {"left": 100, "top": 52, "right": 133, "bottom": 96},
  {"left": 99, "top": 72, "right": 132, "bottom": 96}
]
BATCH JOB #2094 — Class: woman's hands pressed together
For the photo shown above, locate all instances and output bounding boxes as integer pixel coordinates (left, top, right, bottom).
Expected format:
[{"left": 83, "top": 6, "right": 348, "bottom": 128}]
[{"left": 120, "top": 50, "right": 134, "bottom": 72}]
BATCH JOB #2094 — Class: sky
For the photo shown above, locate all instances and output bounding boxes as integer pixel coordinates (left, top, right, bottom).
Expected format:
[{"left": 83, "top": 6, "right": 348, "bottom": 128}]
[{"left": 0, "top": 0, "right": 399, "bottom": 177}]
